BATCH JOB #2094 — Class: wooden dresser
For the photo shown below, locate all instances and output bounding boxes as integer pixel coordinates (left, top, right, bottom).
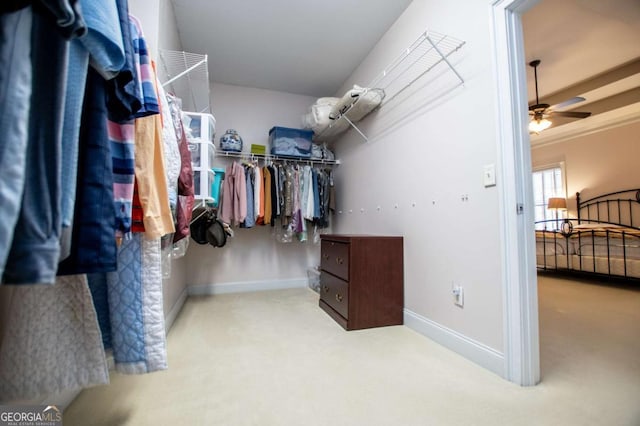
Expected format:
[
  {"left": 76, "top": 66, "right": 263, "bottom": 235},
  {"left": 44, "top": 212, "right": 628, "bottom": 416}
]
[{"left": 318, "top": 234, "right": 404, "bottom": 330}]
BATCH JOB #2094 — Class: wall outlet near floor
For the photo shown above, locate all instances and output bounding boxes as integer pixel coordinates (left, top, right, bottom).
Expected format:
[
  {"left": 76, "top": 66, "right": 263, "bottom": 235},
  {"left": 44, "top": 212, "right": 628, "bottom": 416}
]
[{"left": 452, "top": 285, "right": 464, "bottom": 307}]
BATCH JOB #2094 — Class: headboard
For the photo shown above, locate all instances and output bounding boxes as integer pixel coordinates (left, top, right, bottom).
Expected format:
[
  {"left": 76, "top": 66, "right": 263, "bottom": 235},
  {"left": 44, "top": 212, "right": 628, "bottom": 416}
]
[{"left": 576, "top": 188, "right": 640, "bottom": 228}]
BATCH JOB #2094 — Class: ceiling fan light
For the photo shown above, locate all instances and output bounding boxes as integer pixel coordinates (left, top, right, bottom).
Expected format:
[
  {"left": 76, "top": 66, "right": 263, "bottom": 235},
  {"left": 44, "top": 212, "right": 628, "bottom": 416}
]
[{"left": 529, "top": 118, "right": 552, "bottom": 133}]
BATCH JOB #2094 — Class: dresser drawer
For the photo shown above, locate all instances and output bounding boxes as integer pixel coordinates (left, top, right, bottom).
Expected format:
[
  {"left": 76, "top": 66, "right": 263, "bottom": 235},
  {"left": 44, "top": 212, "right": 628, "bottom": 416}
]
[
  {"left": 321, "top": 240, "right": 349, "bottom": 280},
  {"left": 320, "top": 271, "right": 349, "bottom": 319}
]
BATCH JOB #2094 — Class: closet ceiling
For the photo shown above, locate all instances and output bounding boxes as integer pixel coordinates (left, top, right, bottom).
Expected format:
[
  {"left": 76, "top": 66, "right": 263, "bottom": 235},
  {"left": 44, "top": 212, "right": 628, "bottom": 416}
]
[
  {"left": 169, "top": 0, "right": 639, "bottom": 128},
  {"left": 523, "top": 0, "right": 640, "bottom": 131},
  {"left": 170, "top": 0, "right": 412, "bottom": 97}
]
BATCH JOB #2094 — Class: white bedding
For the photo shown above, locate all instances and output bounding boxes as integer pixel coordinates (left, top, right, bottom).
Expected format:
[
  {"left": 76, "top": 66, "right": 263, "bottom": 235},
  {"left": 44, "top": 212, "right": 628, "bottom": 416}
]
[
  {"left": 572, "top": 237, "right": 640, "bottom": 260},
  {"left": 536, "top": 254, "right": 570, "bottom": 270},
  {"left": 535, "top": 226, "right": 640, "bottom": 278},
  {"left": 570, "top": 255, "right": 640, "bottom": 278},
  {"left": 536, "top": 234, "right": 569, "bottom": 256}
]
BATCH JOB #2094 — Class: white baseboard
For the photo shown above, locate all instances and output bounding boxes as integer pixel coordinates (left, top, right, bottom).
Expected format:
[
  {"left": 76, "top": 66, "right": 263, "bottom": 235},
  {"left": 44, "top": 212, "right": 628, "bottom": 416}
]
[
  {"left": 187, "top": 278, "right": 308, "bottom": 296},
  {"left": 165, "top": 286, "right": 188, "bottom": 333},
  {"left": 404, "top": 309, "right": 505, "bottom": 378}
]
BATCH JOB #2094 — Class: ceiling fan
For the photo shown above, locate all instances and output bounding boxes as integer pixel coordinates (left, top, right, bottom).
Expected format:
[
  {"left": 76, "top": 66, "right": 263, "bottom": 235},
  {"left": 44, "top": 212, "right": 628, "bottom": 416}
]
[{"left": 528, "top": 59, "right": 591, "bottom": 133}]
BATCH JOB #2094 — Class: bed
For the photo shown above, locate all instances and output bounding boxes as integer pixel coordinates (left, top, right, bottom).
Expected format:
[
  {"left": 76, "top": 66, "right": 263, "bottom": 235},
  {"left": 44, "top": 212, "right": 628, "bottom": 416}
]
[{"left": 535, "top": 188, "right": 640, "bottom": 282}]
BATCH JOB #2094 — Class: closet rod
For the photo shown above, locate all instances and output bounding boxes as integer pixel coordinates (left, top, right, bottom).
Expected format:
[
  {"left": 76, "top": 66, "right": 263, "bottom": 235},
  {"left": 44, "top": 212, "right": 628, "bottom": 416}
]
[{"left": 216, "top": 151, "right": 340, "bottom": 166}]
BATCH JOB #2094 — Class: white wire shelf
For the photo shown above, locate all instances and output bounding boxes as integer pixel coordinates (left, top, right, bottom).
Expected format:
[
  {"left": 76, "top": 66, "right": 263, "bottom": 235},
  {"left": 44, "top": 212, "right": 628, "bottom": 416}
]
[
  {"left": 215, "top": 150, "right": 340, "bottom": 166},
  {"left": 317, "top": 29, "right": 465, "bottom": 142},
  {"left": 368, "top": 29, "right": 465, "bottom": 107},
  {"left": 158, "top": 49, "right": 211, "bottom": 113}
]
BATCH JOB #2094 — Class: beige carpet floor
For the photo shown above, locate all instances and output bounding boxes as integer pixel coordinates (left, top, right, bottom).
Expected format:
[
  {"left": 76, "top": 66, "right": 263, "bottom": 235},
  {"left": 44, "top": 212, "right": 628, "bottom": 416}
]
[{"left": 63, "top": 276, "right": 640, "bottom": 425}]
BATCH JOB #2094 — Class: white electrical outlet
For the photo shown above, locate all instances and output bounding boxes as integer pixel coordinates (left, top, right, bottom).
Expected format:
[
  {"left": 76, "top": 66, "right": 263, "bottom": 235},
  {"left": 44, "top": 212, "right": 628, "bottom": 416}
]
[{"left": 452, "top": 285, "right": 464, "bottom": 307}]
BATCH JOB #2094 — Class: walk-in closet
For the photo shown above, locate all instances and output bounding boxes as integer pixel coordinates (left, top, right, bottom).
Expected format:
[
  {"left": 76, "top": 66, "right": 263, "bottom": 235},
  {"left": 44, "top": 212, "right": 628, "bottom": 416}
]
[{"left": 1, "top": 1, "right": 639, "bottom": 425}]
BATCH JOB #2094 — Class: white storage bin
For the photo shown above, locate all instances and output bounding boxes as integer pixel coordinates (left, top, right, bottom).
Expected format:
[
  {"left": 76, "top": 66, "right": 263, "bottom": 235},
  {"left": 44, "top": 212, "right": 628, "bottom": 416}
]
[
  {"left": 184, "top": 112, "right": 217, "bottom": 204},
  {"left": 188, "top": 139, "right": 215, "bottom": 170},
  {"left": 184, "top": 112, "right": 216, "bottom": 142},
  {"left": 193, "top": 169, "right": 215, "bottom": 201}
]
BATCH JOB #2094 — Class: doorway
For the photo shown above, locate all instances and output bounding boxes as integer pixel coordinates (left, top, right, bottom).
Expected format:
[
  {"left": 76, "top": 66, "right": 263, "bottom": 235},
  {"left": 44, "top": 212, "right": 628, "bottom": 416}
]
[{"left": 489, "top": 0, "right": 542, "bottom": 386}]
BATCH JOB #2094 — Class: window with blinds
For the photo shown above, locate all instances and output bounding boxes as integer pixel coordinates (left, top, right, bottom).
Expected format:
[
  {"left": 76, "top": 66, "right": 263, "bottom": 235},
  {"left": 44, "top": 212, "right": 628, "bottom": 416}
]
[{"left": 532, "top": 163, "right": 566, "bottom": 230}]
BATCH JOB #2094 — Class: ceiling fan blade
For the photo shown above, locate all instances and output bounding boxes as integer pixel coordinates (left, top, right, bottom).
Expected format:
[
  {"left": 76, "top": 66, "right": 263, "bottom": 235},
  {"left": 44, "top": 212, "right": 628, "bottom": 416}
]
[
  {"left": 551, "top": 110, "right": 592, "bottom": 119},
  {"left": 548, "top": 96, "right": 585, "bottom": 111}
]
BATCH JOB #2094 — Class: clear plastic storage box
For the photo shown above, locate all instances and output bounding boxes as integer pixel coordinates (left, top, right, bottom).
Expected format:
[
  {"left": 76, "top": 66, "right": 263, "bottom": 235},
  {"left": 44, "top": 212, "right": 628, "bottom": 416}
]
[
  {"left": 269, "top": 126, "right": 313, "bottom": 158},
  {"left": 184, "top": 112, "right": 216, "bottom": 142}
]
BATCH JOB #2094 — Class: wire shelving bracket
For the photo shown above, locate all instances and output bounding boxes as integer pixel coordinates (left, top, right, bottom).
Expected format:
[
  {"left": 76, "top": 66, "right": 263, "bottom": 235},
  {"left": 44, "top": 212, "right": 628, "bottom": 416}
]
[
  {"left": 158, "top": 49, "right": 211, "bottom": 114},
  {"left": 318, "top": 29, "right": 465, "bottom": 142}
]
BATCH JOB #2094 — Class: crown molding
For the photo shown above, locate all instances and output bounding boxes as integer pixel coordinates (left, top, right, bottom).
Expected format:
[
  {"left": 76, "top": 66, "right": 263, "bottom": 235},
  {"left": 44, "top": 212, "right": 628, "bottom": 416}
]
[{"left": 530, "top": 102, "right": 640, "bottom": 149}]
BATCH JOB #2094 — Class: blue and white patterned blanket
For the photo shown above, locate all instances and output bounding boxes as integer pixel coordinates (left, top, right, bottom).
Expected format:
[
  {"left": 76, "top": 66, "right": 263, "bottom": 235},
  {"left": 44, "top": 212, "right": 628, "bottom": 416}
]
[{"left": 89, "top": 234, "right": 167, "bottom": 374}]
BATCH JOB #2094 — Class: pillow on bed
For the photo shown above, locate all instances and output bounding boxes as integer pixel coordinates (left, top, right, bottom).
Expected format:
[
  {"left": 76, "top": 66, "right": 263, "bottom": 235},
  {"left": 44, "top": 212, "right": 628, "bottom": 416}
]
[
  {"left": 572, "top": 223, "right": 640, "bottom": 238},
  {"left": 573, "top": 223, "right": 625, "bottom": 231}
]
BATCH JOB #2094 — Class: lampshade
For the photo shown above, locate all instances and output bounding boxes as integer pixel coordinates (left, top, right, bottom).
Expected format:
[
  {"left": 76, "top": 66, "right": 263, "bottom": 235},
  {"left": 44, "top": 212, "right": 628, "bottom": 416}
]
[
  {"left": 547, "top": 197, "right": 567, "bottom": 210},
  {"left": 529, "top": 118, "right": 552, "bottom": 133}
]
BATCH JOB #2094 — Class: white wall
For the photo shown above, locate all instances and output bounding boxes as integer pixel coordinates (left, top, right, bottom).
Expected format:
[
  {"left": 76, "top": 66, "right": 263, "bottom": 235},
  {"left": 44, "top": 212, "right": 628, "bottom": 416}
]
[
  {"left": 531, "top": 121, "right": 640, "bottom": 212},
  {"left": 329, "top": 0, "right": 505, "bottom": 353},
  {"left": 159, "top": 0, "right": 182, "bottom": 52},
  {"left": 185, "top": 83, "right": 321, "bottom": 289}
]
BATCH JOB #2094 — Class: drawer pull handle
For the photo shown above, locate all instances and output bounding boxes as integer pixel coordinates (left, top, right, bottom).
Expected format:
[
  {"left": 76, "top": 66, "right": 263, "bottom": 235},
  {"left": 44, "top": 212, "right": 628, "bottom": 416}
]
[
  {"left": 335, "top": 293, "right": 343, "bottom": 302},
  {"left": 323, "top": 285, "right": 329, "bottom": 293},
  {"left": 335, "top": 257, "right": 344, "bottom": 265}
]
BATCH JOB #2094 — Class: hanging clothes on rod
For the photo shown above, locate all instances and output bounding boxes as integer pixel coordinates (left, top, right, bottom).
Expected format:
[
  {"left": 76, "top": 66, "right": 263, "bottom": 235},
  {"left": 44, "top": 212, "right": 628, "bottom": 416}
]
[
  {"left": 240, "top": 161, "right": 256, "bottom": 229},
  {"left": 0, "top": 0, "right": 195, "bottom": 402},
  {"left": 86, "top": 12, "right": 172, "bottom": 376},
  {"left": 218, "top": 158, "right": 335, "bottom": 244},
  {"left": 219, "top": 161, "right": 247, "bottom": 226},
  {"left": 0, "top": 0, "right": 117, "bottom": 402}
]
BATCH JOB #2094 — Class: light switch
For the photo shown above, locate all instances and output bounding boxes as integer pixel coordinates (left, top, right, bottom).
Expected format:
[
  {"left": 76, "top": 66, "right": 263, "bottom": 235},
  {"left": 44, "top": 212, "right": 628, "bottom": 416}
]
[{"left": 483, "top": 164, "right": 496, "bottom": 187}]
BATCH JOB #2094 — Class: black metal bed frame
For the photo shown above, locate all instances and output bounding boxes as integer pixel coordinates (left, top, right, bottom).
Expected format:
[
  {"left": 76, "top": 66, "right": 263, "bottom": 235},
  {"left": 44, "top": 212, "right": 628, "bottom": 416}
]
[{"left": 535, "top": 188, "right": 640, "bottom": 283}]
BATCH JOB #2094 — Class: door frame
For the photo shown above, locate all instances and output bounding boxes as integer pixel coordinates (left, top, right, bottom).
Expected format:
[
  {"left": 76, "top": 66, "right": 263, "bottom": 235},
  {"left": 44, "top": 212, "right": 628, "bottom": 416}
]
[{"left": 489, "top": 0, "right": 541, "bottom": 386}]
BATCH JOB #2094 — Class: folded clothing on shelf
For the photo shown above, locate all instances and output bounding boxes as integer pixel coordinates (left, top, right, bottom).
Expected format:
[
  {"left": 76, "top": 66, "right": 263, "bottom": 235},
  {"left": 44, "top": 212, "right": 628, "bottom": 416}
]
[
  {"left": 302, "top": 85, "right": 384, "bottom": 141},
  {"left": 330, "top": 85, "right": 385, "bottom": 122}
]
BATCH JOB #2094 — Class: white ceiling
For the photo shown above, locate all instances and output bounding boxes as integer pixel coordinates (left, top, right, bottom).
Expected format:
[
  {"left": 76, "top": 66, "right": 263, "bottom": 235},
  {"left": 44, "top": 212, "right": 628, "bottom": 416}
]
[
  {"left": 522, "top": 0, "right": 640, "bottom": 126},
  {"left": 171, "top": 0, "right": 412, "bottom": 97},
  {"left": 170, "top": 0, "right": 640, "bottom": 124}
]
